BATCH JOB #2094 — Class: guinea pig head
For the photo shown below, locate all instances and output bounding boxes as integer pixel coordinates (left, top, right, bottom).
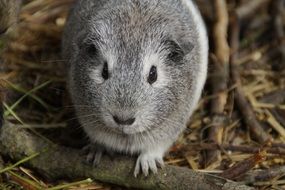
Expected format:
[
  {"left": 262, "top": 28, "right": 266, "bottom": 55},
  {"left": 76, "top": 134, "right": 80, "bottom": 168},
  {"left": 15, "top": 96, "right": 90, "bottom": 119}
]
[{"left": 69, "top": 6, "right": 196, "bottom": 135}]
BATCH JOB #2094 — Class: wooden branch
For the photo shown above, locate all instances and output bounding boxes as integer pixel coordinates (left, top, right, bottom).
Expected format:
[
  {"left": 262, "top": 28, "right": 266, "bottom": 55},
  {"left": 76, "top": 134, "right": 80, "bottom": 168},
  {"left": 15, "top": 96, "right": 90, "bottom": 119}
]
[
  {"left": 243, "top": 166, "right": 285, "bottom": 184},
  {"left": 0, "top": 122, "right": 253, "bottom": 190},
  {"left": 185, "top": 143, "right": 285, "bottom": 155},
  {"left": 207, "top": 0, "right": 230, "bottom": 165},
  {"left": 229, "top": 14, "right": 271, "bottom": 143}
]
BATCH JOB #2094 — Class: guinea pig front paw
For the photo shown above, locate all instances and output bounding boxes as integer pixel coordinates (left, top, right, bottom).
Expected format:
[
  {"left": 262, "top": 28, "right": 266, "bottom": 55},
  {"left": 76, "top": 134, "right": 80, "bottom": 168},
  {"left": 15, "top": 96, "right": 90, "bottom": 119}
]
[
  {"left": 82, "top": 144, "right": 104, "bottom": 166},
  {"left": 134, "top": 153, "right": 164, "bottom": 177}
]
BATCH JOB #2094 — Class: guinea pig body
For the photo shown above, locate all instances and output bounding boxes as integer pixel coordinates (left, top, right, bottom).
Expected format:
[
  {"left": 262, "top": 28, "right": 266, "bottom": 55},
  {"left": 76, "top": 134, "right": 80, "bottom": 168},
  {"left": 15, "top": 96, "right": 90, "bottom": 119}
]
[{"left": 62, "top": 0, "right": 208, "bottom": 176}]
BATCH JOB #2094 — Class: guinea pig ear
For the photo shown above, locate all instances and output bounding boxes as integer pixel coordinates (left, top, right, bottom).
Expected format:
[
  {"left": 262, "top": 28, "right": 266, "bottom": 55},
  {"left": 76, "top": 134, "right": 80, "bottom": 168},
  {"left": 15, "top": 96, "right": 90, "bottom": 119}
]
[
  {"left": 166, "top": 39, "right": 194, "bottom": 63},
  {"left": 75, "top": 31, "right": 100, "bottom": 57},
  {"left": 73, "top": 30, "right": 87, "bottom": 51},
  {"left": 178, "top": 40, "right": 194, "bottom": 55}
]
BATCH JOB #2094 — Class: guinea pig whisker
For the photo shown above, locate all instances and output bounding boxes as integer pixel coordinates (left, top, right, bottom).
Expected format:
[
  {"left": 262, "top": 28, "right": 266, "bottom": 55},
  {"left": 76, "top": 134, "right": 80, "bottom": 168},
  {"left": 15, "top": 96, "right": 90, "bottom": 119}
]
[
  {"left": 161, "top": 117, "right": 181, "bottom": 125},
  {"left": 153, "top": 117, "right": 183, "bottom": 137},
  {"left": 76, "top": 113, "right": 99, "bottom": 119},
  {"left": 68, "top": 104, "right": 96, "bottom": 108},
  {"left": 63, "top": 113, "right": 99, "bottom": 123},
  {"left": 40, "top": 59, "right": 68, "bottom": 63},
  {"left": 79, "top": 120, "right": 102, "bottom": 128},
  {"left": 54, "top": 105, "right": 97, "bottom": 111}
]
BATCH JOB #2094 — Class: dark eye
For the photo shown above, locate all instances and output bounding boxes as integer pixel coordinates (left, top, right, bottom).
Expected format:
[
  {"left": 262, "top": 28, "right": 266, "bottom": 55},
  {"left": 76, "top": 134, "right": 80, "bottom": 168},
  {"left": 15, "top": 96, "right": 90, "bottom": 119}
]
[
  {"left": 102, "top": 62, "right": 109, "bottom": 80},
  {"left": 86, "top": 44, "right": 97, "bottom": 56},
  {"left": 148, "top": 66, "right": 157, "bottom": 84}
]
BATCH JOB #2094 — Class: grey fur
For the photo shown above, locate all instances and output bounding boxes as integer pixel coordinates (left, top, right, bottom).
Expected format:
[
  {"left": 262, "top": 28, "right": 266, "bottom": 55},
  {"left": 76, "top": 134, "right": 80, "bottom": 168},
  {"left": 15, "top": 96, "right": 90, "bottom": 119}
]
[{"left": 62, "top": 0, "right": 208, "bottom": 176}]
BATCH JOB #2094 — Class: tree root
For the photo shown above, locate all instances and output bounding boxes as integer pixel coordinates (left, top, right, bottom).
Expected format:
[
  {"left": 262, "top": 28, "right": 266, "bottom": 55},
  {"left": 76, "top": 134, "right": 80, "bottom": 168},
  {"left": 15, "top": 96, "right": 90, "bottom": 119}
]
[{"left": 0, "top": 122, "right": 253, "bottom": 190}]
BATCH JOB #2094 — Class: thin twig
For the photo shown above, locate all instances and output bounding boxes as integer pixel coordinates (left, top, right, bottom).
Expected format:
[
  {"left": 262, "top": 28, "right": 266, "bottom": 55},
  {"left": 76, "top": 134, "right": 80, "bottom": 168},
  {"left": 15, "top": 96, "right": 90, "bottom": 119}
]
[
  {"left": 207, "top": 0, "right": 230, "bottom": 166},
  {"left": 219, "top": 151, "right": 266, "bottom": 180},
  {"left": 229, "top": 14, "right": 271, "bottom": 143}
]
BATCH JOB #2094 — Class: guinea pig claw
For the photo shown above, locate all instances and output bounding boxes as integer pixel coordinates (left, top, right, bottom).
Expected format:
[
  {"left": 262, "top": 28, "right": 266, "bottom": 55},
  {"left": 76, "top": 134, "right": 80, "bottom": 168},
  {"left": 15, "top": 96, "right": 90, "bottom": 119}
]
[
  {"left": 82, "top": 144, "right": 103, "bottom": 167},
  {"left": 134, "top": 163, "right": 139, "bottom": 178},
  {"left": 92, "top": 150, "right": 102, "bottom": 166},
  {"left": 134, "top": 153, "right": 162, "bottom": 177},
  {"left": 156, "top": 158, "right": 165, "bottom": 168}
]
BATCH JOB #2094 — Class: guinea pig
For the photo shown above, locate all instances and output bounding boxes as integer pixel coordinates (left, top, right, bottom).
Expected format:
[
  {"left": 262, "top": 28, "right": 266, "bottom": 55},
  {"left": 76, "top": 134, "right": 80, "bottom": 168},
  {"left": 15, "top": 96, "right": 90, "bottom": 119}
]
[{"left": 62, "top": 0, "right": 208, "bottom": 177}]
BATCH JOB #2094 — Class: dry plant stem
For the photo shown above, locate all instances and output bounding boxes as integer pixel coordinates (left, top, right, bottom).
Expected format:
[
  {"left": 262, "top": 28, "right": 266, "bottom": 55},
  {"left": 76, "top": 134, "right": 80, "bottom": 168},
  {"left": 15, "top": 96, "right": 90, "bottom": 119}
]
[
  {"left": 219, "top": 151, "right": 266, "bottom": 180},
  {"left": 22, "top": 5, "right": 71, "bottom": 24},
  {"left": 259, "top": 90, "right": 285, "bottom": 128},
  {"left": 236, "top": 0, "right": 271, "bottom": 20},
  {"left": 207, "top": 0, "right": 230, "bottom": 165},
  {"left": 0, "top": 123, "right": 253, "bottom": 190},
  {"left": 229, "top": 15, "right": 270, "bottom": 143},
  {"left": 259, "top": 90, "right": 285, "bottom": 105},
  {"left": 22, "top": 0, "right": 75, "bottom": 14},
  {"left": 269, "top": 109, "right": 285, "bottom": 129}
]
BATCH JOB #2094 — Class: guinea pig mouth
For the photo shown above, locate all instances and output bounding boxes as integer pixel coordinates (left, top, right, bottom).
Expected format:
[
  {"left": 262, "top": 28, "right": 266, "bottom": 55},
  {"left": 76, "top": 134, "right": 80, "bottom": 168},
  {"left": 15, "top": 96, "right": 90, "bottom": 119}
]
[
  {"left": 104, "top": 123, "right": 147, "bottom": 135},
  {"left": 120, "top": 124, "right": 146, "bottom": 135}
]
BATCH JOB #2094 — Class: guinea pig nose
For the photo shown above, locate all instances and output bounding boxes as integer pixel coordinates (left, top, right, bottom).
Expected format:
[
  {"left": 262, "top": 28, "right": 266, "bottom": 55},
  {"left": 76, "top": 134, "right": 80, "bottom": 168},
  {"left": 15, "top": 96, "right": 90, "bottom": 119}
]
[{"left": 113, "top": 115, "right": 135, "bottom": 125}]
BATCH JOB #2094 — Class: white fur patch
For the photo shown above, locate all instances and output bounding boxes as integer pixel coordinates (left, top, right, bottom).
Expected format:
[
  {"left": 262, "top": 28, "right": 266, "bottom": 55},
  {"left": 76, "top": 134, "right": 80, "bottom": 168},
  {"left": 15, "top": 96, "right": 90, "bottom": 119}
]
[
  {"left": 103, "top": 50, "right": 115, "bottom": 71},
  {"left": 142, "top": 53, "right": 169, "bottom": 88},
  {"left": 89, "top": 51, "right": 115, "bottom": 84},
  {"left": 89, "top": 66, "right": 105, "bottom": 84}
]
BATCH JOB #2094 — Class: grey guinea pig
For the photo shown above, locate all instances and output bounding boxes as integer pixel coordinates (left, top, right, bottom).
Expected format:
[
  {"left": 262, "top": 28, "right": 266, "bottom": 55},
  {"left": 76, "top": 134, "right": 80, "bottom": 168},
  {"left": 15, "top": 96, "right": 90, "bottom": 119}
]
[{"left": 62, "top": 0, "right": 208, "bottom": 177}]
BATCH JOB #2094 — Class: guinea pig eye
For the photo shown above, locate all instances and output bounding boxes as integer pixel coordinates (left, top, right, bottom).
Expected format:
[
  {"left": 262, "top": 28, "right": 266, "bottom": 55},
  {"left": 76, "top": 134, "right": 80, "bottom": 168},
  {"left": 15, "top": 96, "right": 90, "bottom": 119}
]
[
  {"left": 86, "top": 44, "right": 97, "bottom": 56},
  {"left": 102, "top": 61, "right": 109, "bottom": 80},
  {"left": 148, "top": 66, "right": 157, "bottom": 84}
]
